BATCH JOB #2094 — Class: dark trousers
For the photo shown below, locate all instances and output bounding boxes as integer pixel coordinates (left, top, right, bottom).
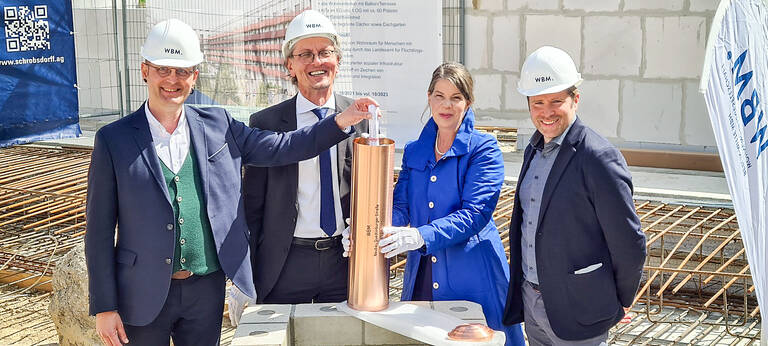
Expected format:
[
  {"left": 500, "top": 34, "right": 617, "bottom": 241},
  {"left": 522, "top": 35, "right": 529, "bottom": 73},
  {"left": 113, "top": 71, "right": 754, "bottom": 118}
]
[
  {"left": 124, "top": 270, "right": 225, "bottom": 346},
  {"left": 262, "top": 242, "right": 348, "bottom": 304}
]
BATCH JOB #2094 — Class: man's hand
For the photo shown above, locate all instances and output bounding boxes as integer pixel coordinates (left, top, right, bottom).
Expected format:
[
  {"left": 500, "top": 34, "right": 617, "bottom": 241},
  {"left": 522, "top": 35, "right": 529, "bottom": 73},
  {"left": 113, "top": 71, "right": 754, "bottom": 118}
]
[
  {"left": 96, "top": 310, "right": 129, "bottom": 346},
  {"left": 335, "top": 97, "right": 380, "bottom": 129},
  {"left": 379, "top": 226, "right": 424, "bottom": 258}
]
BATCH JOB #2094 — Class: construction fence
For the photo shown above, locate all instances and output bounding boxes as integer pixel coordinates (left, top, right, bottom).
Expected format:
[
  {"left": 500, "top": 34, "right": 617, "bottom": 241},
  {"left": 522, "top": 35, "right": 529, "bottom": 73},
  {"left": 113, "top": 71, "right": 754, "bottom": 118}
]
[{"left": 73, "top": 0, "right": 464, "bottom": 122}]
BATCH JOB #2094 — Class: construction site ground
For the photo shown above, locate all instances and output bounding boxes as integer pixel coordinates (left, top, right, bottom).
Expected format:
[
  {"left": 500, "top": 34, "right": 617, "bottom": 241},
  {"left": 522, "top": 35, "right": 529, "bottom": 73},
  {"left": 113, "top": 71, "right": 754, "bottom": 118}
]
[{"left": 0, "top": 117, "right": 761, "bottom": 345}]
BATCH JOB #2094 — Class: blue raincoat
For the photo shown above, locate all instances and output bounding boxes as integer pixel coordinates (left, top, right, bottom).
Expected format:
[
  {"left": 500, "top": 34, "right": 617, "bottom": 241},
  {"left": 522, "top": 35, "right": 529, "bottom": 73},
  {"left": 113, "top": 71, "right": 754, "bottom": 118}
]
[{"left": 393, "top": 108, "right": 525, "bottom": 346}]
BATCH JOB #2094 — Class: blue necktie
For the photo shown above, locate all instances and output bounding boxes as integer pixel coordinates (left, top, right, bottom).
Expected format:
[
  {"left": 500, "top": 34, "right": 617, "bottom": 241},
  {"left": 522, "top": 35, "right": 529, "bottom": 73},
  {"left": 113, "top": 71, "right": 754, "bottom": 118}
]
[{"left": 311, "top": 107, "right": 337, "bottom": 236}]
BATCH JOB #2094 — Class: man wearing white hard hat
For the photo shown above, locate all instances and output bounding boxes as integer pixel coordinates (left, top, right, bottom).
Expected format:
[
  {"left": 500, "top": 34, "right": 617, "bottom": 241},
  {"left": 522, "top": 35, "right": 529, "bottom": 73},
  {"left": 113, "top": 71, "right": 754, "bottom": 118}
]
[
  {"left": 243, "top": 9, "right": 364, "bottom": 304},
  {"left": 502, "top": 46, "right": 646, "bottom": 345},
  {"left": 84, "top": 18, "right": 377, "bottom": 345}
]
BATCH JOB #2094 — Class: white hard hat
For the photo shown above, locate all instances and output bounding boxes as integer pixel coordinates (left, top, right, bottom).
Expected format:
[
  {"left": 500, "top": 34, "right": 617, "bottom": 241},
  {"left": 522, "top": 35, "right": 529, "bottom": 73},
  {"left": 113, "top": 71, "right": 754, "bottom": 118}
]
[
  {"left": 141, "top": 19, "right": 203, "bottom": 68},
  {"left": 282, "top": 10, "right": 340, "bottom": 59},
  {"left": 518, "top": 46, "right": 582, "bottom": 96}
]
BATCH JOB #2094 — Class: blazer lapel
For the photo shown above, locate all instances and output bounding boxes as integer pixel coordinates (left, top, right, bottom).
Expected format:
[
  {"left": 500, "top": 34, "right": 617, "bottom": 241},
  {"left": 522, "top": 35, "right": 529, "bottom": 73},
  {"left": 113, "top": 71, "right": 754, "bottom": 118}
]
[
  {"left": 130, "top": 106, "right": 172, "bottom": 205},
  {"left": 186, "top": 106, "right": 210, "bottom": 204},
  {"left": 334, "top": 94, "right": 352, "bottom": 186},
  {"left": 537, "top": 119, "right": 585, "bottom": 228},
  {"left": 280, "top": 96, "right": 298, "bottom": 131}
]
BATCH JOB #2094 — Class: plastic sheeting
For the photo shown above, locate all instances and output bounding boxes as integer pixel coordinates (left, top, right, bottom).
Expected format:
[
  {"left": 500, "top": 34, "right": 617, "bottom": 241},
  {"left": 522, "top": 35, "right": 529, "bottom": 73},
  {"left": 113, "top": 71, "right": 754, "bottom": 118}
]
[
  {"left": 0, "top": 0, "right": 80, "bottom": 147},
  {"left": 700, "top": 0, "right": 768, "bottom": 343}
]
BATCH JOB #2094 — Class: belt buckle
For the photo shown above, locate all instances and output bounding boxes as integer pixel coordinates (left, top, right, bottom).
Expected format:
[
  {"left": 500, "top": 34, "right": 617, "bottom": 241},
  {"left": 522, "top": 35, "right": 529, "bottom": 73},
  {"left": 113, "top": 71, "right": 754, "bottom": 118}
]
[
  {"left": 314, "top": 239, "right": 331, "bottom": 251},
  {"left": 172, "top": 270, "right": 193, "bottom": 280}
]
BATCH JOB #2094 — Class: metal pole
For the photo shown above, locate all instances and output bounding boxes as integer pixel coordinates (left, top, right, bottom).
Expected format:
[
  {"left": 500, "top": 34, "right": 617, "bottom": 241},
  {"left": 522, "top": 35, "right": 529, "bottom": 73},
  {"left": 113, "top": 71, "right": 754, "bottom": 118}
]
[
  {"left": 459, "top": 0, "right": 465, "bottom": 64},
  {"left": 121, "top": 0, "right": 131, "bottom": 115},
  {"left": 111, "top": 0, "right": 124, "bottom": 118}
]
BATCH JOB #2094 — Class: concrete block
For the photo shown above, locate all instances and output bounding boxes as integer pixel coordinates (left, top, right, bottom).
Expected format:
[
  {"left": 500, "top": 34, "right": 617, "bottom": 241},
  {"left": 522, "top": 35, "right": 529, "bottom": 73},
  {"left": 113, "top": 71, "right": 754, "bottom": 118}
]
[
  {"left": 364, "top": 321, "right": 424, "bottom": 345},
  {"left": 100, "top": 87, "right": 113, "bottom": 110},
  {"left": 621, "top": 81, "right": 682, "bottom": 144},
  {"left": 563, "top": 0, "right": 619, "bottom": 12},
  {"left": 645, "top": 17, "right": 707, "bottom": 79},
  {"left": 524, "top": 15, "right": 581, "bottom": 68},
  {"left": 690, "top": 0, "right": 719, "bottom": 12},
  {"left": 231, "top": 322, "right": 289, "bottom": 346},
  {"left": 97, "top": 9, "right": 108, "bottom": 34},
  {"left": 583, "top": 16, "right": 641, "bottom": 76},
  {"left": 86, "top": 33, "right": 97, "bottom": 57},
  {"left": 73, "top": 9, "right": 85, "bottom": 36},
  {"left": 624, "top": 0, "right": 684, "bottom": 10},
  {"left": 240, "top": 304, "right": 291, "bottom": 324},
  {"left": 98, "top": 34, "right": 110, "bottom": 57},
  {"left": 507, "top": 0, "right": 558, "bottom": 10},
  {"left": 433, "top": 300, "right": 487, "bottom": 322},
  {"left": 90, "top": 89, "right": 101, "bottom": 110},
  {"left": 492, "top": 15, "right": 521, "bottom": 72},
  {"left": 473, "top": 74, "right": 503, "bottom": 111},
  {"left": 402, "top": 301, "right": 433, "bottom": 309},
  {"left": 503, "top": 74, "right": 530, "bottom": 111},
  {"left": 578, "top": 79, "right": 620, "bottom": 138},
  {"left": 477, "top": 0, "right": 504, "bottom": 11},
  {"left": 104, "top": 13, "right": 114, "bottom": 35},
  {"left": 89, "top": 64, "right": 101, "bottom": 89},
  {"left": 683, "top": 81, "right": 717, "bottom": 146},
  {"left": 74, "top": 35, "right": 86, "bottom": 59},
  {"left": 292, "top": 303, "right": 363, "bottom": 345},
  {"left": 465, "top": 14, "right": 488, "bottom": 70}
]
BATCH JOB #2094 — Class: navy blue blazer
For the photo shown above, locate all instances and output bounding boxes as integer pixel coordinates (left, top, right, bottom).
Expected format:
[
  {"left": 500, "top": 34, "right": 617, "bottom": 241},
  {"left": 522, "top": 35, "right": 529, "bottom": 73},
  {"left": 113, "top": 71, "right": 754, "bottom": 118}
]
[
  {"left": 503, "top": 117, "right": 646, "bottom": 340},
  {"left": 243, "top": 94, "right": 364, "bottom": 302},
  {"left": 84, "top": 104, "right": 349, "bottom": 326}
]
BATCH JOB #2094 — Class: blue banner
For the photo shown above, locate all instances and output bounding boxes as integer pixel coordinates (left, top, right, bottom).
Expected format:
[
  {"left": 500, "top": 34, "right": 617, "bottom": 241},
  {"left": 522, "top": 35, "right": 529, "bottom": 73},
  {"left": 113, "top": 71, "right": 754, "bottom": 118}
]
[{"left": 0, "top": 0, "right": 80, "bottom": 147}]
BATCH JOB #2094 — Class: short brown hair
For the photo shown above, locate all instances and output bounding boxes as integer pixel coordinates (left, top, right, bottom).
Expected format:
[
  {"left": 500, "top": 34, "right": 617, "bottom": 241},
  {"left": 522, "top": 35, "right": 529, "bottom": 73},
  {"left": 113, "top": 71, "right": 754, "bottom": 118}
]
[{"left": 427, "top": 62, "right": 474, "bottom": 104}]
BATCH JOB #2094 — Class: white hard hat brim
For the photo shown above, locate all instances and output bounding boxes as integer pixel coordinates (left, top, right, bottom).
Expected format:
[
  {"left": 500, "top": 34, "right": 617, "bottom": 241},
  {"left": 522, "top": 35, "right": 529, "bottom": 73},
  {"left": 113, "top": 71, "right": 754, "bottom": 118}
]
[
  {"left": 282, "top": 33, "right": 339, "bottom": 59},
  {"left": 143, "top": 55, "right": 203, "bottom": 68},
  {"left": 518, "top": 77, "right": 583, "bottom": 97}
]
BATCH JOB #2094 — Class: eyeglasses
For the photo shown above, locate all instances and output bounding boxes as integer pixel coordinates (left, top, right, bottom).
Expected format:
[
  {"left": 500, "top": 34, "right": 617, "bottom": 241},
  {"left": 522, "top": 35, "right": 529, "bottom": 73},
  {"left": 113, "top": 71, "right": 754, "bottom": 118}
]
[
  {"left": 290, "top": 49, "right": 337, "bottom": 64},
  {"left": 144, "top": 62, "right": 196, "bottom": 78}
]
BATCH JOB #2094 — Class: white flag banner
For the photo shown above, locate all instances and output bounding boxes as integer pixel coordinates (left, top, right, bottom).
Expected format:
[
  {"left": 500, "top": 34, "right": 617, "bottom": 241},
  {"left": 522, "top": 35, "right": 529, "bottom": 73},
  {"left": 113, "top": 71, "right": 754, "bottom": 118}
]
[{"left": 700, "top": 0, "right": 768, "bottom": 343}]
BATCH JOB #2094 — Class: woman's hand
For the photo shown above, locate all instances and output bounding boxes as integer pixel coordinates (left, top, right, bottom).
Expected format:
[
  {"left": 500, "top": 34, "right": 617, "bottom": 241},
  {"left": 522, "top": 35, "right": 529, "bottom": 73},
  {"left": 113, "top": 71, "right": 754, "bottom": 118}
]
[
  {"left": 342, "top": 218, "right": 351, "bottom": 257},
  {"left": 379, "top": 226, "right": 424, "bottom": 258}
]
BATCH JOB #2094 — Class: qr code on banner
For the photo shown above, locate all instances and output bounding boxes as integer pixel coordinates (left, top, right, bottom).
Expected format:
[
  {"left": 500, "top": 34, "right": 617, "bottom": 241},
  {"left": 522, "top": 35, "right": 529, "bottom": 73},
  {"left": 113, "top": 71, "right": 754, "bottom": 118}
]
[{"left": 4, "top": 5, "right": 51, "bottom": 52}]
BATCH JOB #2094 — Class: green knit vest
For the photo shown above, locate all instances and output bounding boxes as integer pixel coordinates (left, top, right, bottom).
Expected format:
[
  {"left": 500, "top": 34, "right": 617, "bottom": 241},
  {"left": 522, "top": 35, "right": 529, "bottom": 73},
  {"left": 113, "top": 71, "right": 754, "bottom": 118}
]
[{"left": 160, "top": 149, "right": 220, "bottom": 275}]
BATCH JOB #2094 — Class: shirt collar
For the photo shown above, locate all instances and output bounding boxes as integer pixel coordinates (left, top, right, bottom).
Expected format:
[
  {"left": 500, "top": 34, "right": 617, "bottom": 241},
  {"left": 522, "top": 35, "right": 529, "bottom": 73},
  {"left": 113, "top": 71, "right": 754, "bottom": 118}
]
[
  {"left": 144, "top": 103, "right": 188, "bottom": 137},
  {"left": 295, "top": 91, "right": 336, "bottom": 115},
  {"left": 529, "top": 115, "right": 577, "bottom": 152},
  {"left": 405, "top": 108, "right": 476, "bottom": 169}
]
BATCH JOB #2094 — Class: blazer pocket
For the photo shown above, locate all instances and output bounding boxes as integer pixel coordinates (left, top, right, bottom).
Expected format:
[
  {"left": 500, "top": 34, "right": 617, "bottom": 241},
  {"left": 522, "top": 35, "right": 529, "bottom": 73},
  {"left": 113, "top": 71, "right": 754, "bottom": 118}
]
[
  {"left": 566, "top": 264, "right": 620, "bottom": 325},
  {"left": 115, "top": 248, "right": 137, "bottom": 266},
  {"left": 208, "top": 143, "right": 229, "bottom": 161}
]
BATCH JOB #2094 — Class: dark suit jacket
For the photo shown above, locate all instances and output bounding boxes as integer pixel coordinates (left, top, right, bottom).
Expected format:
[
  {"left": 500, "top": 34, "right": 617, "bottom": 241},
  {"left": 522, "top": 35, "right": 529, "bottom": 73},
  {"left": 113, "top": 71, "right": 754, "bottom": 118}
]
[
  {"left": 84, "top": 104, "right": 349, "bottom": 325},
  {"left": 243, "top": 94, "right": 364, "bottom": 302},
  {"left": 503, "top": 117, "right": 646, "bottom": 340}
]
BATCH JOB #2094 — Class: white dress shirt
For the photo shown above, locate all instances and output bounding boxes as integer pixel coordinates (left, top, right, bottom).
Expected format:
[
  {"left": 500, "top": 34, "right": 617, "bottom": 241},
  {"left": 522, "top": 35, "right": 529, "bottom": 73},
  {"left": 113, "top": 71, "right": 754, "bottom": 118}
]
[
  {"left": 293, "top": 93, "right": 344, "bottom": 238},
  {"left": 145, "top": 103, "right": 190, "bottom": 174}
]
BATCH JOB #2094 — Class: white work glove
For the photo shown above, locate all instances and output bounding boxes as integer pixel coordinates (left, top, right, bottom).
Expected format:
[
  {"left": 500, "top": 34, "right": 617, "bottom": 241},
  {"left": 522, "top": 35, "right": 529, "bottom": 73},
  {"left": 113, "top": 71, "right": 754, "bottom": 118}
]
[
  {"left": 342, "top": 218, "right": 351, "bottom": 257},
  {"left": 379, "top": 226, "right": 425, "bottom": 258},
  {"left": 227, "top": 285, "right": 256, "bottom": 327}
]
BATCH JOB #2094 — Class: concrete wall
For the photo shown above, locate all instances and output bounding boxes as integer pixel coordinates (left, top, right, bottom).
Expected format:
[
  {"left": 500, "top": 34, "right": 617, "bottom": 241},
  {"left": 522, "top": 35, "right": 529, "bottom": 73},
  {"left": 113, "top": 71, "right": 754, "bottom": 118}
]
[
  {"left": 72, "top": 1, "right": 146, "bottom": 116},
  {"left": 465, "top": 0, "right": 720, "bottom": 152}
]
